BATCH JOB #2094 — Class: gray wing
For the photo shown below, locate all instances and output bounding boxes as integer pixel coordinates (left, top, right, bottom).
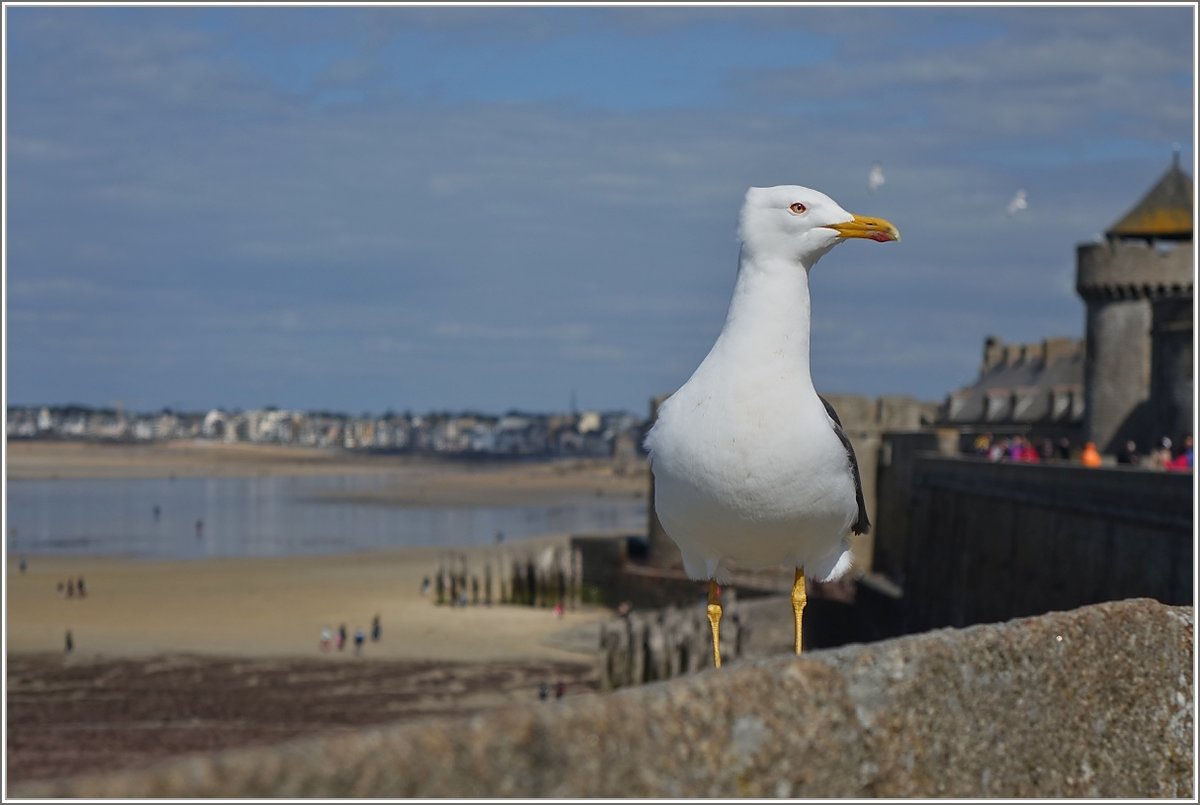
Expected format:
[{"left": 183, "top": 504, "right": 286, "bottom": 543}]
[{"left": 818, "top": 395, "right": 870, "bottom": 536}]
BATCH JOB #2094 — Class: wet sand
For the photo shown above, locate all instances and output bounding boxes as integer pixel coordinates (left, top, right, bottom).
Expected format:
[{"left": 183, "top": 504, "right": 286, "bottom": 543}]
[
  {"left": 7, "top": 652, "right": 599, "bottom": 784},
  {"left": 6, "top": 541, "right": 614, "bottom": 784},
  {"left": 5, "top": 539, "right": 615, "bottom": 786}
]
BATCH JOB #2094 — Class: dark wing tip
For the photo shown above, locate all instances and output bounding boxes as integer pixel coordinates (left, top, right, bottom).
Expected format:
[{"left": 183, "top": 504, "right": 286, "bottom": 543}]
[{"left": 819, "top": 395, "right": 871, "bottom": 536}]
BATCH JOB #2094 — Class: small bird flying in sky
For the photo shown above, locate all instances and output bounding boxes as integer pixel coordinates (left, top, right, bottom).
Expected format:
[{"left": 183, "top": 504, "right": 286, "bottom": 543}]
[
  {"left": 1007, "top": 188, "right": 1028, "bottom": 216},
  {"left": 868, "top": 163, "right": 886, "bottom": 194}
]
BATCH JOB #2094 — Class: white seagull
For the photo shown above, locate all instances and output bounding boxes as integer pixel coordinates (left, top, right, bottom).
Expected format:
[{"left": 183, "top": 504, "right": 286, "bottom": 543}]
[
  {"left": 644, "top": 185, "right": 899, "bottom": 667},
  {"left": 868, "top": 162, "right": 886, "bottom": 194},
  {"left": 1007, "top": 188, "right": 1028, "bottom": 216}
]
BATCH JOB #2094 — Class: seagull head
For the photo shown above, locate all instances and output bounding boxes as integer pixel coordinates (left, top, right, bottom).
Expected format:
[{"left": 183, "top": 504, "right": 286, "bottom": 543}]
[{"left": 738, "top": 185, "right": 900, "bottom": 267}]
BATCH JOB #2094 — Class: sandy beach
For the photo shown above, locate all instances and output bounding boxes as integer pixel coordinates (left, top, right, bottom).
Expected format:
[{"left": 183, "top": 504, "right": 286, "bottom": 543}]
[
  {"left": 6, "top": 538, "right": 615, "bottom": 782},
  {"left": 6, "top": 539, "right": 608, "bottom": 662},
  {"left": 5, "top": 441, "right": 646, "bottom": 660},
  {"left": 5, "top": 440, "right": 649, "bottom": 504},
  {"left": 6, "top": 441, "right": 644, "bottom": 662},
  {"left": 7, "top": 439, "right": 451, "bottom": 479},
  {"left": 5, "top": 441, "right": 643, "bottom": 783}
]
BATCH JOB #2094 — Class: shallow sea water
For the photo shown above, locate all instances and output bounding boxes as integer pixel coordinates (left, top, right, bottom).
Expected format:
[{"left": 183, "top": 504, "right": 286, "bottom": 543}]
[{"left": 6, "top": 474, "right": 647, "bottom": 559}]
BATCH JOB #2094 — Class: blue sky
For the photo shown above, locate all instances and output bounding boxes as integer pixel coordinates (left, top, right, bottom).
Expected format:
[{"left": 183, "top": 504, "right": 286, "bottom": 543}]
[{"left": 5, "top": 5, "right": 1195, "bottom": 415}]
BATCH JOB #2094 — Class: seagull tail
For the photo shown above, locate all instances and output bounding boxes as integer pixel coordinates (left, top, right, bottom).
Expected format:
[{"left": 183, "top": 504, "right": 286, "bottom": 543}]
[{"left": 813, "top": 546, "right": 854, "bottom": 583}]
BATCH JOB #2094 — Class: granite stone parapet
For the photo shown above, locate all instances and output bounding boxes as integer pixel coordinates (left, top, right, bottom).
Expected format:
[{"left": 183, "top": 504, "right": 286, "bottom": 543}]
[{"left": 13, "top": 598, "right": 1192, "bottom": 799}]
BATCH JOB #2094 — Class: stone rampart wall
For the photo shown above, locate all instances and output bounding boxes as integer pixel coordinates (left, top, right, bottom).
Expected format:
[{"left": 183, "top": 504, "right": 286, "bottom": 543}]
[{"left": 895, "top": 456, "right": 1192, "bottom": 635}]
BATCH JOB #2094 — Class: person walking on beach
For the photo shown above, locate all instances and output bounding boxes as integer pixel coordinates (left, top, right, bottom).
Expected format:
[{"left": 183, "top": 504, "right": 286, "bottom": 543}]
[
  {"left": 64, "top": 630, "right": 73, "bottom": 654},
  {"left": 76, "top": 577, "right": 87, "bottom": 598},
  {"left": 354, "top": 629, "right": 365, "bottom": 655},
  {"left": 371, "top": 614, "right": 381, "bottom": 642},
  {"left": 337, "top": 624, "right": 347, "bottom": 651},
  {"left": 320, "top": 626, "right": 332, "bottom": 652}
]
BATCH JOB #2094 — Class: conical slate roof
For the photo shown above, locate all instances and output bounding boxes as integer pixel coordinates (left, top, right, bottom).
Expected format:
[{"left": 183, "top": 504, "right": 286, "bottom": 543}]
[{"left": 1107, "top": 154, "right": 1194, "bottom": 240}]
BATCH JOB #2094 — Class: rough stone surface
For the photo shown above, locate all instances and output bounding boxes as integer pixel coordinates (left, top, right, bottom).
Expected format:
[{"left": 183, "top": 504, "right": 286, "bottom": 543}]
[{"left": 12, "top": 599, "right": 1192, "bottom": 799}]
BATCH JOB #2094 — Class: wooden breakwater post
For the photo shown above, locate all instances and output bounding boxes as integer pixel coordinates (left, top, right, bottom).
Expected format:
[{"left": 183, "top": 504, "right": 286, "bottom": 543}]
[
  {"left": 430, "top": 544, "right": 584, "bottom": 611},
  {"left": 599, "top": 588, "right": 742, "bottom": 690}
]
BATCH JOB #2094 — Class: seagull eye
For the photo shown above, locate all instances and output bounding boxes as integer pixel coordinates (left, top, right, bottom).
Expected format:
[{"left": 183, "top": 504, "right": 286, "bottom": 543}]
[{"left": 788, "top": 202, "right": 807, "bottom": 215}]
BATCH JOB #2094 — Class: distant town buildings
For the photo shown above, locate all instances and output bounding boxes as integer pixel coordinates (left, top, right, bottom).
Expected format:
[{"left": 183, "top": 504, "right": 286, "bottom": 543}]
[{"left": 5, "top": 403, "right": 646, "bottom": 460}]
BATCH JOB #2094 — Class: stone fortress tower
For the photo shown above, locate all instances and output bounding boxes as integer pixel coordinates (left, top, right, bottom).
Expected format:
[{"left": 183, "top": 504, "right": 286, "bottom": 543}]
[{"left": 1076, "top": 153, "right": 1194, "bottom": 454}]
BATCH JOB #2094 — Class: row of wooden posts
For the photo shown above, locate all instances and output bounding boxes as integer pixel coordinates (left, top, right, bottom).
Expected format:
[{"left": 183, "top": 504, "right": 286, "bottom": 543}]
[
  {"left": 433, "top": 545, "right": 585, "bottom": 609},
  {"left": 598, "top": 589, "right": 745, "bottom": 690}
]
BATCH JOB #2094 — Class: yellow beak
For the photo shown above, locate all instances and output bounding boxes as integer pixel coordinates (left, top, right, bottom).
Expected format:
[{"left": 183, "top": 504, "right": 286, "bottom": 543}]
[{"left": 825, "top": 214, "right": 900, "bottom": 243}]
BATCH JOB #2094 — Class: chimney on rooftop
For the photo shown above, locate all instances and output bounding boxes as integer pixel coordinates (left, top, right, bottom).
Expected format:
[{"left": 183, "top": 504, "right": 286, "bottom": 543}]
[{"left": 982, "top": 336, "right": 1005, "bottom": 373}]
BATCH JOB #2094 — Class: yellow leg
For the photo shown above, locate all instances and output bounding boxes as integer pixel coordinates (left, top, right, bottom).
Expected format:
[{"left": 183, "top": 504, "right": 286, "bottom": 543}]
[
  {"left": 706, "top": 580, "right": 722, "bottom": 668},
  {"left": 792, "top": 566, "right": 807, "bottom": 655}
]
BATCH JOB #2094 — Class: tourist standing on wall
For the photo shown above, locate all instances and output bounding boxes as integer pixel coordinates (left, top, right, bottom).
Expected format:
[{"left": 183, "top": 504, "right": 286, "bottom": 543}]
[
  {"left": 1167, "top": 435, "right": 1193, "bottom": 471},
  {"left": 1117, "top": 440, "right": 1140, "bottom": 465}
]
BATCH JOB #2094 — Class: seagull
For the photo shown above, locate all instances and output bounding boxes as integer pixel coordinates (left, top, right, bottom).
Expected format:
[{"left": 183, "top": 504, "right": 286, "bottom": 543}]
[
  {"left": 867, "top": 162, "right": 886, "bottom": 194},
  {"left": 644, "top": 185, "right": 899, "bottom": 667},
  {"left": 1007, "top": 188, "right": 1028, "bottom": 216}
]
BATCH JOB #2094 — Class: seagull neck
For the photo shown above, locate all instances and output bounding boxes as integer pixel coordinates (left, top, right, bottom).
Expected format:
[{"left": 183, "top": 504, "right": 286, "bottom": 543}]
[{"left": 719, "top": 251, "right": 815, "bottom": 372}]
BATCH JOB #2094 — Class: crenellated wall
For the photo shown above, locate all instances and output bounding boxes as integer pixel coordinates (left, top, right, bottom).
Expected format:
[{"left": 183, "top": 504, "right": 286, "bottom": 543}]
[{"left": 1076, "top": 239, "right": 1193, "bottom": 300}]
